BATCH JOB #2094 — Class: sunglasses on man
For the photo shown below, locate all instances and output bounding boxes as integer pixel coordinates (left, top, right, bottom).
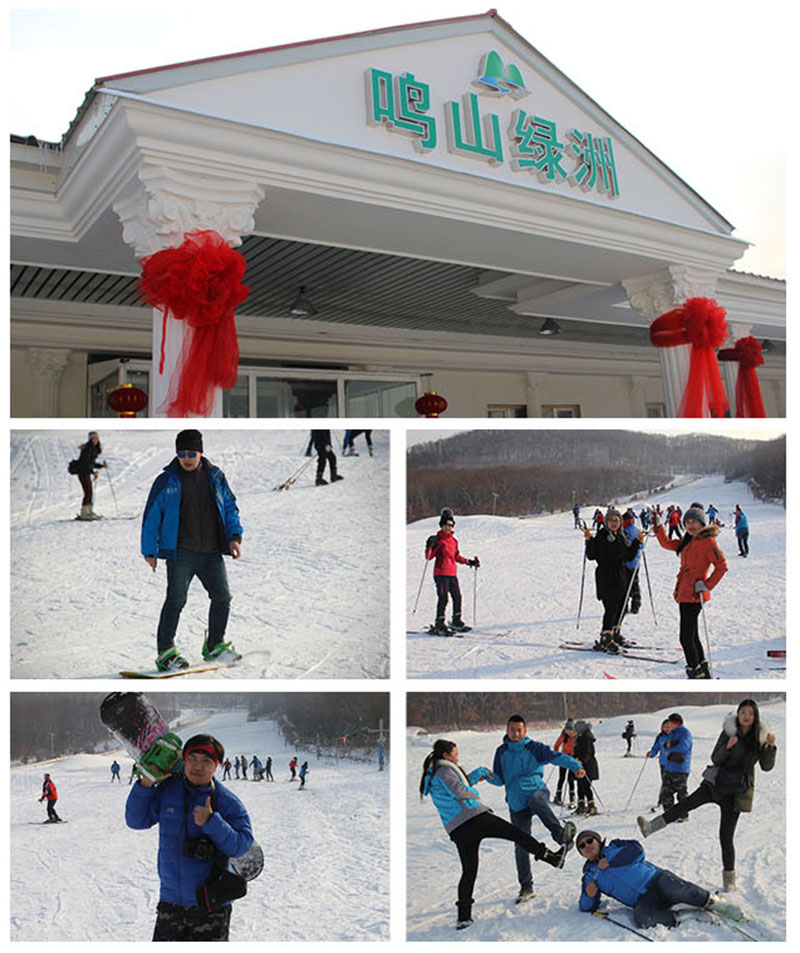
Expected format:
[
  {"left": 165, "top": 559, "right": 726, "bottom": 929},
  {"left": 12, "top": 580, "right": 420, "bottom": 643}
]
[
  {"left": 577, "top": 836, "right": 596, "bottom": 851},
  {"left": 177, "top": 451, "right": 199, "bottom": 459}
]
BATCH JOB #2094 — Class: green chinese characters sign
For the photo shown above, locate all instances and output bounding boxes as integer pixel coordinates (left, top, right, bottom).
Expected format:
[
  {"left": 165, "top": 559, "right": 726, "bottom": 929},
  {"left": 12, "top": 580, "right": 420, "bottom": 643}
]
[{"left": 365, "top": 51, "right": 620, "bottom": 198}]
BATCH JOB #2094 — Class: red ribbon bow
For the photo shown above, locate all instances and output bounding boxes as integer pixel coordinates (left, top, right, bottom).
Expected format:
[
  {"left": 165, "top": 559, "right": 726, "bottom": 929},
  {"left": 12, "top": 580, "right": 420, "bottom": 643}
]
[
  {"left": 139, "top": 230, "right": 249, "bottom": 417},
  {"left": 718, "top": 336, "right": 766, "bottom": 417},
  {"left": 650, "top": 297, "right": 729, "bottom": 417}
]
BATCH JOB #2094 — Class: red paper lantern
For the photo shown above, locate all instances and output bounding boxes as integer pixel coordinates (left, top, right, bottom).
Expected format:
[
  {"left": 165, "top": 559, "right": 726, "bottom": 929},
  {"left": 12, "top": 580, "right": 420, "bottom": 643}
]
[
  {"left": 107, "top": 383, "right": 148, "bottom": 417},
  {"left": 415, "top": 391, "right": 448, "bottom": 417}
]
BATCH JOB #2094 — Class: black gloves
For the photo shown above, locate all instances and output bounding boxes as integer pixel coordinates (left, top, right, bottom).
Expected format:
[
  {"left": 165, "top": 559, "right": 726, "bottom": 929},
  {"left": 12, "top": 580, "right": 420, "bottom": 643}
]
[{"left": 467, "top": 557, "right": 480, "bottom": 568}]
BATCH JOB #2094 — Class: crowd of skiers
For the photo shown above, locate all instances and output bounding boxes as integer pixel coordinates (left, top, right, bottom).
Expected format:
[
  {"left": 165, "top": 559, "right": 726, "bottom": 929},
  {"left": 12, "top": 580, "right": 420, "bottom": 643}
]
[
  {"left": 420, "top": 700, "right": 777, "bottom": 932},
  {"left": 215, "top": 756, "right": 309, "bottom": 786}
]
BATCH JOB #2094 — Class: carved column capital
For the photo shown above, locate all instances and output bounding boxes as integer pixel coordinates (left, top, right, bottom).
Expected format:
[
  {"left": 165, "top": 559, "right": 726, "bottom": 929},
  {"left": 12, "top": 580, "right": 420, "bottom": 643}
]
[
  {"left": 27, "top": 348, "right": 71, "bottom": 417},
  {"left": 113, "top": 164, "right": 265, "bottom": 258}
]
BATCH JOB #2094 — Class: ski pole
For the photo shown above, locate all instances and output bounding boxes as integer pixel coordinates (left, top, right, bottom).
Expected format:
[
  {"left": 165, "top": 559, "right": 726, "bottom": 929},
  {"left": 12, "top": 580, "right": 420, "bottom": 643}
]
[
  {"left": 615, "top": 535, "right": 648, "bottom": 631},
  {"left": 641, "top": 549, "right": 658, "bottom": 626},
  {"left": 589, "top": 781, "right": 607, "bottom": 814},
  {"left": 472, "top": 565, "right": 478, "bottom": 628},
  {"left": 624, "top": 755, "right": 650, "bottom": 811},
  {"left": 697, "top": 592, "right": 714, "bottom": 677},
  {"left": 592, "top": 910, "right": 654, "bottom": 942},
  {"left": 104, "top": 466, "right": 119, "bottom": 517},
  {"left": 576, "top": 520, "right": 589, "bottom": 629},
  {"left": 411, "top": 559, "right": 431, "bottom": 615},
  {"left": 274, "top": 457, "right": 313, "bottom": 491}
]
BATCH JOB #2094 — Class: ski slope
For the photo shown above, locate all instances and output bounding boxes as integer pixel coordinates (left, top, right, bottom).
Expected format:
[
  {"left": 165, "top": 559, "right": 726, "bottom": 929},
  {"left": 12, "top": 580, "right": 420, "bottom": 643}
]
[
  {"left": 11, "top": 430, "right": 390, "bottom": 679},
  {"left": 407, "top": 700, "right": 785, "bottom": 941},
  {"left": 407, "top": 475, "right": 785, "bottom": 679},
  {"left": 11, "top": 708, "right": 389, "bottom": 941}
]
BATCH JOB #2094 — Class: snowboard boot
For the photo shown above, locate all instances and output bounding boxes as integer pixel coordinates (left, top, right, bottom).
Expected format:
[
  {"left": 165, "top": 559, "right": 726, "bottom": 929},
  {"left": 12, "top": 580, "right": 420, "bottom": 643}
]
[
  {"left": 637, "top": 814, "right": 666, "bottom": 838},
  {"left": 722, "top": 869, "right": 737, "bottom": 892},
  {"left": 450, "top": 617, "right": 472, "bottom": 633},
  {"left": 202, "top": 635, "right": 242, "bottom": 664},
  {"left": 155, "top": 646, "right": 190, "bottom": 672},
  {"left": 515, "top": 887, "right": 535, "bottom": 904},
  {"left": 431, "top": 618, "right": 452, "bottom": 636}
]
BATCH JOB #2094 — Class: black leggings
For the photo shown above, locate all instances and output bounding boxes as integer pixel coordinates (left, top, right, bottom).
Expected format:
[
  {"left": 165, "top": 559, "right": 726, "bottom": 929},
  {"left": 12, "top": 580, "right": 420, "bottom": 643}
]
[
  {"left": 577, "top": 776, "right": 594, "bottom": 804},
  {"left": 435, "top": 575, "right": 462, "bottom": 621},
  {"left": 678, "top": 602, "right": 705, "bottom": 667},
  {"left": 78, "top": 472, "right": 93, "bottom": 505},
  {"left": 449, "top": 812, "right": 545, "bottom": 916},
  {"left": 662, "top": 782, "right": 740, "bottom": 871},
  {"left": 601, "top": 593, "right": 625, "bottom": 630},
  {"left": 556, "top": 767, "right": 575, "bottom": 798}
]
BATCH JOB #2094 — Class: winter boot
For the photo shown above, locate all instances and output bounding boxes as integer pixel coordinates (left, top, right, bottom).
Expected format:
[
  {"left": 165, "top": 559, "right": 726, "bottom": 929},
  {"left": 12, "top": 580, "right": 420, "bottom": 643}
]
[
  {"left": 573, "top": 801, "right": 587, "bottom": 815},
  {"left": 331, "top": 472, "right": 344, "bottom": 482},
  {"left": 450, "top": 617, "right": 472, "bottom": 633},
  {"left": 722, "top": 869, "right": 736, "bottom": 892},
  {"left": 202, "top": 634, "right": 242, "bottom": 664},
  {"left": 77, "top": 504, "right": 94, "bottom": 521},
  {"left": 368, "top": 446, "right": 375, "bottom": 457},
  {"left": 155, "top": 646, "right": 190, "bottom": 672},
  {"left": 552, "top": 792, "right": 563, "bottom": 806},
  {"left": 707, "top": 893, "right": 742, "bottom": 918},
  {"left": 515, "top": 887, "right": 535, "bottom": 904},
  {"left": 316, "top": 476, "right": 328, "bottom": 486},
  {"left": 540, "top": 845, "right": 567, "bottom": 869},
  {"left": 456, "top": 900, "right": 473, "bottom": 929},
  {"left": 637, "top": 814, "right": 666, "bottom": 838}
]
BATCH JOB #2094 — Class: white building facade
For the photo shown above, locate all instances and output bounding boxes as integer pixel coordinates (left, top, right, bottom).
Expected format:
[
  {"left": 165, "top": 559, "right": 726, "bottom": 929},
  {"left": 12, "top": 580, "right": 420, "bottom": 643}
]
[{"left": 10, "top": 11, "right": 785, "bottom": 417}]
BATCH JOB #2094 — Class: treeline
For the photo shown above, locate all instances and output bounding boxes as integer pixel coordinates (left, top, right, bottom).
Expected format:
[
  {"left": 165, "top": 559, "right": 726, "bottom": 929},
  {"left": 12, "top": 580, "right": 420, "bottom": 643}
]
[
  {"left": 407, "top": 431, "right": 785, "bottom": 521},
  {"left": 407, "top": 691, "right": 779, "bottom": 732}
]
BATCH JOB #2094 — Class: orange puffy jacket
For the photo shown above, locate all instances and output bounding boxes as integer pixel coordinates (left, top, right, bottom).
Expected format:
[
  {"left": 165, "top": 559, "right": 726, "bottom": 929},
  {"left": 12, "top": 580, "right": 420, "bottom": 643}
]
[{"left": 655, "top": 523, "right": 727, "bottom": 603}]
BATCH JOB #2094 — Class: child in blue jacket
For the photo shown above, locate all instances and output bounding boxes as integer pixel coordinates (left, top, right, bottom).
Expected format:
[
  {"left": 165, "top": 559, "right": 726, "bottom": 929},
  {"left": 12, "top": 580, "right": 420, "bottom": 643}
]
[{"left": 420, "top": 739, "right": 565, "bottom": 930}]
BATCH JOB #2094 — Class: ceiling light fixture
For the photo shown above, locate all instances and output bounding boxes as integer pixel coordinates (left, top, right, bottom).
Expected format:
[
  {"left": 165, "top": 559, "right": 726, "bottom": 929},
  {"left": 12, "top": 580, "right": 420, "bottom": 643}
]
[
  {"left": 288, "top": 286, "right": 317, "bottom": 316},
  {"left": 538, "top": 318, "right": 562, "bottom": 336}
]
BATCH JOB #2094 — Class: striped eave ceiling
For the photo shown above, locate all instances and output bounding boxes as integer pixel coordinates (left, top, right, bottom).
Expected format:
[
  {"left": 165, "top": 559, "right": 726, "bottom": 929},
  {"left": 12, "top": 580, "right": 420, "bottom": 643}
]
[{"left": 11, "top": 234, "right": 650, "bottom": 345}]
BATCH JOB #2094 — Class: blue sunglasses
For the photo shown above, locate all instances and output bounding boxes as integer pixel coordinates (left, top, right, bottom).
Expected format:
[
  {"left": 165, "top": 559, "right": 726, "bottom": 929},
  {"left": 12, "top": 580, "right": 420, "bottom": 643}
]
[{"left": 177, "top": 450, "right": 199, "bottom": 458}]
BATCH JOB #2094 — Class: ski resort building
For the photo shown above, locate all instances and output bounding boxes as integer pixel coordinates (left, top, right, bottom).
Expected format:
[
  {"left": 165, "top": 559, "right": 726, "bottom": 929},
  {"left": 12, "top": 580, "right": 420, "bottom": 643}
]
[{"left": 10, "top": 11, "right": 785, "bottom": 418}]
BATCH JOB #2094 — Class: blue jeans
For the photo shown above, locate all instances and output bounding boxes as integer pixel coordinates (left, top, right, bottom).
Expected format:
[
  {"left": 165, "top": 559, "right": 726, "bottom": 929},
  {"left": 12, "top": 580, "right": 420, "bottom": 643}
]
[
  {"left": 156, "top": 551, "right": 231, "bottom": 652},
  {"left": 633, "top": 869, "right": 709, "bottom": 927},
  {"left": 510, "top": 789, "right": 565, "bottom": 889}
]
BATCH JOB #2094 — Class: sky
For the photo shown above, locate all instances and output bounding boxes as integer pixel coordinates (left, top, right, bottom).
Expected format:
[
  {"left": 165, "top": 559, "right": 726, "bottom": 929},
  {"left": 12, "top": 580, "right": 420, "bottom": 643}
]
[{"left": 7, "top": 0, "right": 787, "bottom": 278}]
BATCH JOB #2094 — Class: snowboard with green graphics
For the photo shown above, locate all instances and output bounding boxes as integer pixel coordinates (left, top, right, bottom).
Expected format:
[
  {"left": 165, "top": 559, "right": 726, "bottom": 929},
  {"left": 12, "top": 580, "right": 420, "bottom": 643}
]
[{"left": 100, "top": 692, "right": 183, "bottom": 782}]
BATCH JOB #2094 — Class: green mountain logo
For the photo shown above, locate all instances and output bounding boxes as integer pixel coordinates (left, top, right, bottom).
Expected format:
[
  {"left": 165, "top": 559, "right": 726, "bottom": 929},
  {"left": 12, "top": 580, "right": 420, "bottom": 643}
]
[{"left": 475, "top": 51, "right": 528, "bottom": 98}]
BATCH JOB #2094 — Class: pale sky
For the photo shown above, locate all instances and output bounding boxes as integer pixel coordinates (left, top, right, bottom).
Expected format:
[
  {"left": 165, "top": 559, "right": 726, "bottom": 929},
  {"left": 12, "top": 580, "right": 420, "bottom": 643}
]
[{"left": 8, "top": 0, "right": 787, "bottom": 278}]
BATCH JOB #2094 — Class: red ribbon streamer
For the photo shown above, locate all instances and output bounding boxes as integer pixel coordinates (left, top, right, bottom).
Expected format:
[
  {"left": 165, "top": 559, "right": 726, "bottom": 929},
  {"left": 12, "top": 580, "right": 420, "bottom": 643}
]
[
  {"left": 650, "top": 297, "right": 729, "bottom": 418},
  {"left": 138, "top": 230, "right": 249, "bottom": 417},
  {"left": 718, "top": 336, "right": 766, "bottom": 417}
]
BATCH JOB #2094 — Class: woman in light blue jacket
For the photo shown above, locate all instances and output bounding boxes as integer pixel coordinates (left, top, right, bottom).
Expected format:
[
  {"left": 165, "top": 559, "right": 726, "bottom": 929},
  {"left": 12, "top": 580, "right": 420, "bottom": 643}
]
[{"left": 419, "top": 739, "right": 565, "bottom": 930}]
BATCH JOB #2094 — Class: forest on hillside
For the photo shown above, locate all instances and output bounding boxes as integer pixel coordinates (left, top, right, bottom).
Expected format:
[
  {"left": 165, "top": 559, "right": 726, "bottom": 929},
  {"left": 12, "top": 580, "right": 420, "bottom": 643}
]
[
  {"left": 407, "top": 431, "right": 784, "bottom": 521},
  {"left": 407, "top": 691, "right": 781, "bottom": 732},
  {"left": 11, "top": 693, "right": 389, "bottom": 762}
]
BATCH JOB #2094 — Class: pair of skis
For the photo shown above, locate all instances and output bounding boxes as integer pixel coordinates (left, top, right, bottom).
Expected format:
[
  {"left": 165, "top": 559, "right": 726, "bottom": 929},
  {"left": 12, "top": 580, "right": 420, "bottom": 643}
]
[{"left": 560, "top": 641, "right": 680, "bottom": 664}]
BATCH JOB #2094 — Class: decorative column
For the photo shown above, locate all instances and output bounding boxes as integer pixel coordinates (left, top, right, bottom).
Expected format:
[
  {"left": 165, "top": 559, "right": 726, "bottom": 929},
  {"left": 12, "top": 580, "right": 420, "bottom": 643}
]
[
  {"left": 26, "top": 348, "right": 71, "bottom": 416},
  {"left": 524, "top": 372, "right": 544, "bottom": 417},
  {"left": 114, "top": 165, "right": 264, "bottom": 417},
  {"left": 623, "top": 266, "right": 722, "bottom": 417},
  {"left": 720, "top": 321, "right": 754, "bottom": 416}
]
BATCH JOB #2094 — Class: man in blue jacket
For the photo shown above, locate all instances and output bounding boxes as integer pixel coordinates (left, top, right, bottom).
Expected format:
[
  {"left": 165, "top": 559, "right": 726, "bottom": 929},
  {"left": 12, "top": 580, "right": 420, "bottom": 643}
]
[
  {"left": 126, "top": 733, "right": 254, "bottom": 941},
  {"left": 489, "top": 714, "right": 585, "bottom": 903},
  {"left": 647, "top": 713, "right": 691, "bottom": 819},
  {"left": 141, "top": 430, "right": 243, "bottom": 671},
  {"left": 576, "top": 829, "right": 738, "bottom": 928}
]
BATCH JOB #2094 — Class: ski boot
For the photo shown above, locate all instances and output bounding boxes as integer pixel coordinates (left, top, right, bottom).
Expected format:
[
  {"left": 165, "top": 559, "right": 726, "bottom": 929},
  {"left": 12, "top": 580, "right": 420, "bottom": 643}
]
[
  {"left": 573, "top": 801, "right": 587, "bottom": 815},
  {"left": 449, "top": 616, "right": 472, "bottom": 633},
  {"left": 430, "top": 618, "right": 452, "bottom": 636},
  {"left": 586, "top": 801, "right": 598, "bottom": 817},
  {"left": 594, "top": 631, "right": 619, "bottom": 654},
  {"left": 316, "top": 476, "right": 328, "bottom": 485},
  {"left": 331, "top": 473, "right": 344, "bottom": 482},
  {"left": 568, "top": 798, "right": 577, "bottom": 811},
  {"left": 637, "top": 814, "right": 666, "bottom": 838},
  {"left": 562, "top": 820, "right": 577, "bottom": 851},
  {"left": 612, "top": 626, "right": 633, "bottom": 649},
  {"left": 155, "top": 646, "right": 190, "bottom": 672},
  {"left": 202, "top": 635, "right": 242, "bottom": 664},
  {"left": 706, "top": 893, "right": 743, "bottom": 919},
  {"left": 515, "top": 887, "right": 535, "bottom": 904},
  {"left": 552, "top": 792, "right": 562, "bottom": 806}
]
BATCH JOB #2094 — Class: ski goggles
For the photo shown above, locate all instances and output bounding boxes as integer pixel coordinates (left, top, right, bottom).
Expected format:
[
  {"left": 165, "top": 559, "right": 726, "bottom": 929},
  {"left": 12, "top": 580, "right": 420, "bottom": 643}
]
[{"left": 177, "top": 450, "right": 200, "bottom": 458}]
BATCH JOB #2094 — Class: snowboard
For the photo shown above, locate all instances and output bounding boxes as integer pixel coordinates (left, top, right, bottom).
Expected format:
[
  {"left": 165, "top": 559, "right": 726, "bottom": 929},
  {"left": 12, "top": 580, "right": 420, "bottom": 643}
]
[
  {"left": 231, "top": 842, "right": 265, "bottom": 881},
  {"left": 28, "top": 819, "right": 68, "bottom": 825},
  {"left": 119, "top": 661, "right": 238, "bottom": 679},
  {"left": 100, "top": 692, "right": 173, "bottom": 763}
]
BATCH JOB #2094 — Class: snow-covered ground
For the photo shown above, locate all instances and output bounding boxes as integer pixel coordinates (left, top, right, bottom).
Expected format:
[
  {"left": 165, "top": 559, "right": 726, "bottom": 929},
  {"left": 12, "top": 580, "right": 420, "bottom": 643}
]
[
  {"left": 11, "top": 707, "right": 389, "bottom": 941},
  {"left": 407, "top": 475, "right": 785, "bottom": 678},
  {"left": 407, "top": 699, "right": 785, "bottom": 941},
  {"left": 11, "top": 430, "right": 390, "bottom": 679}
]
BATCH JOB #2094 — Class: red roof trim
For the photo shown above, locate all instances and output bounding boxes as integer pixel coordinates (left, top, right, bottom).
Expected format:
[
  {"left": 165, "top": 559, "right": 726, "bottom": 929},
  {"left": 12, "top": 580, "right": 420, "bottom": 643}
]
[{"left": 97, "top": 10, "right": 498, "bottom": 83}]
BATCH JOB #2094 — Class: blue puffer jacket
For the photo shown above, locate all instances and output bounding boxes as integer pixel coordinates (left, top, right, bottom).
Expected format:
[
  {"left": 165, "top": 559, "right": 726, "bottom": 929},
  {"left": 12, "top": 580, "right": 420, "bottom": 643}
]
[
  {"left": 126, "top": 775, "right": 253, "bottom": 906},
  {"left": 489, "top": 736, "right": 583, "bottom": 812},
  {"left": 648, "top": 732, "right": 668, "bottom": 765},
  {"left": 735, "top": 512, "right": 749, "bottom": 535},
  {"left": 624, "top": 522, "right": 643, "bottom": 569},
  {"left": 141, "top": 458, "right": 243, "bottom": 560},
  {"left": 661, "top": 725, "right": 692, "bottom": 775},
  {"left": 579, "top": 839, "right": 659, "bottom": 912},
  {"left": 422, "top": 761, "right": 492, "bottom": 835}
]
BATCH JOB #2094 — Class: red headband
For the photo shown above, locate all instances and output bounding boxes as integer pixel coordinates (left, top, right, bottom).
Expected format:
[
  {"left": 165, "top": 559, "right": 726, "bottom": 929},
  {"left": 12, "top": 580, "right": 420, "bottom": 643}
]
[{"left": 184, "top": 743, "right": 219, "bottom": 764}]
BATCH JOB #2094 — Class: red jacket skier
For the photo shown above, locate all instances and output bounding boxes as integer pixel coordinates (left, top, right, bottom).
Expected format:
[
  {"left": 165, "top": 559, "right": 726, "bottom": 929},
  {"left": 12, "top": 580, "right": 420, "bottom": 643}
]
[
  {"left": 39, "top": 773, "right": 62, "bottom": 823},
  {"left": 424, "top": 508, "right": 479, "bottom": 635}
]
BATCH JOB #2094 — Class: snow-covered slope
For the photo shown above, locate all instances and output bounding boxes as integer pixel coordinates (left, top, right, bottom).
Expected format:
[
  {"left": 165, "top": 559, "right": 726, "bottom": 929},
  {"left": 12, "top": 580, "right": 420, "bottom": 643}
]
[
  {"left": 407, "top": 475, "right": 785, "bottom": 678},
  {"left": 11, "top": 708, "right": 389, "bottom": 941},
  {"left": 407, "top": 700, "right": 785, "bottom": 941},
  {"left": 11, "top": 430, "right": 389, "bottom": 678}
]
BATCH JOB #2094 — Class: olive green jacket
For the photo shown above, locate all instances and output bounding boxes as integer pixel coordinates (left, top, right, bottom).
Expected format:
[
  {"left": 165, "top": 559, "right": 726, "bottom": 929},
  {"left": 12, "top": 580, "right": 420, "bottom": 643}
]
[{"left": 704, "top": 713, "right": 776, "bottom": 812}]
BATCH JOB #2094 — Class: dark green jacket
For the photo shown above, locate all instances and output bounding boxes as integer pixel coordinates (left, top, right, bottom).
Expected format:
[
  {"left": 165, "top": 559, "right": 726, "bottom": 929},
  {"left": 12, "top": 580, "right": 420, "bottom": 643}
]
[{"left": 705, "top": 713, "right": 776, "bottom": 812}]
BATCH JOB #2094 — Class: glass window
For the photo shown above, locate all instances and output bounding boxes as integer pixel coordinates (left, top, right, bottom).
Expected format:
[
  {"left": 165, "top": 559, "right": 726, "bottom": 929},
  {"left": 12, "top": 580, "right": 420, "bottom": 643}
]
[
  {"left": 223, "top": 375, "right": 250, "bottom": 418},
  {"left": 344, "top": 380, "right": 417, "bottom": 417}
]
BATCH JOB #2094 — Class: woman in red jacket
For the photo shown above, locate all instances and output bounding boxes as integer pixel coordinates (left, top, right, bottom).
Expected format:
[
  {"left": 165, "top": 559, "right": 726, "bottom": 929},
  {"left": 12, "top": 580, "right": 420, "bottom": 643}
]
[
  {"left": 654, "top": 506, "right": 727, "bottom": 679},
  {"left": 553, "top": 720, "right": 578, "bottom": 808},
  {"left": 425, "top": 508, "right": 479, "bottom": 635},
  {"left": 39, "top": 773, "right": 62, "bottom": 823}
]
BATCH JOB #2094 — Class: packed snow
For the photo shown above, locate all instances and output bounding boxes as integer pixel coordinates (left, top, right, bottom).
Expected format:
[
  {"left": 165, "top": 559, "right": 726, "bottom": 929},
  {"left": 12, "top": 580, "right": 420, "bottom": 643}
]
[
  {"left": 407, "top": 475, "right": 785, "bottom": 679},
  {"left": 11, "top": 430, "right": 389, "bottom": 679},
  {"left": 11, "top": 707, "right": 389, "bottom": 941},
  {"left": 407, "top": 699, "right": 785, "bottom": 941}
]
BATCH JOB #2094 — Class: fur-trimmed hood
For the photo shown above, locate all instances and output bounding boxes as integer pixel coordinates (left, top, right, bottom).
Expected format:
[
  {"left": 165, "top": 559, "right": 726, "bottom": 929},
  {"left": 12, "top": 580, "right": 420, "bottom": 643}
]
[
  {"left": 696, "top": 524, "right": 721, "bottom": 540},
  {"left": 722, "top": 711, "right": 771, "bottom": 745}
]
